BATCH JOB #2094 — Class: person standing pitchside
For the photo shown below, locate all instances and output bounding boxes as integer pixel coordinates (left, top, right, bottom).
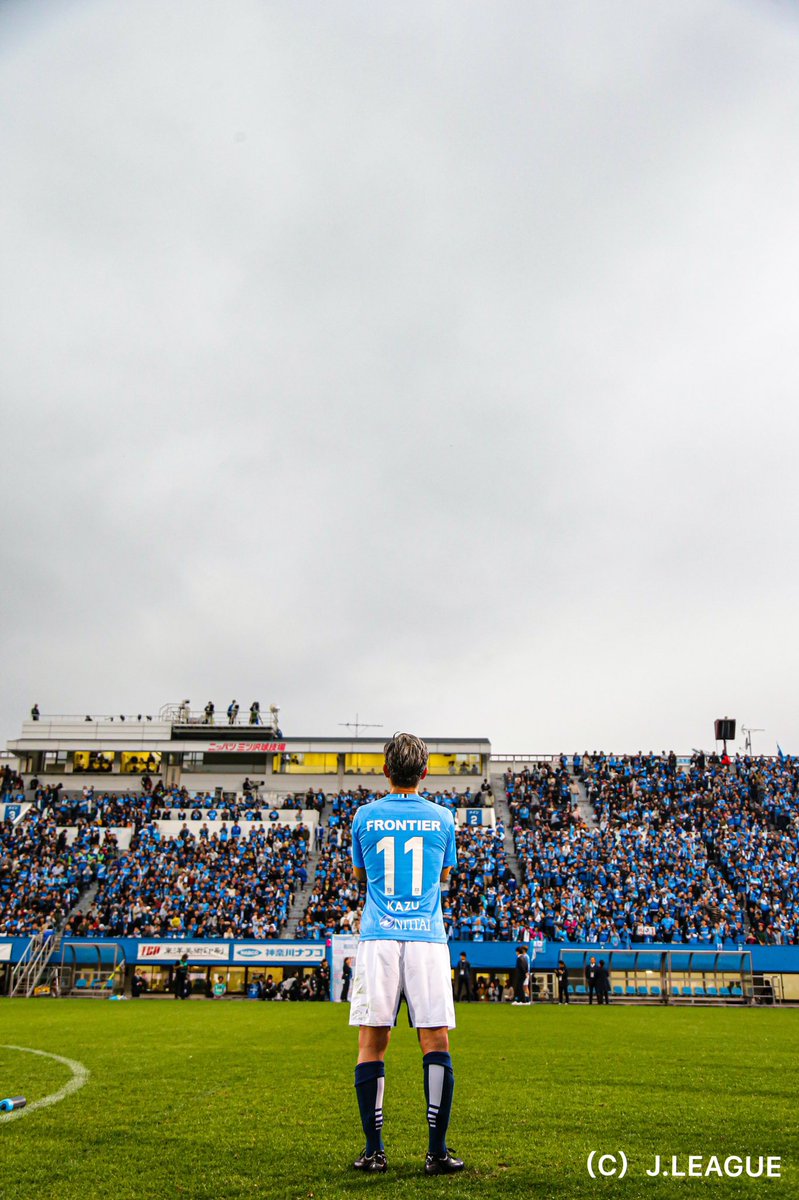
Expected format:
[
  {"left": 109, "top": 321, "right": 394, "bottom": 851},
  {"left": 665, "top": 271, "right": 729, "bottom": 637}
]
[{"left": 349, "top": 733, "right": 465, "bottom": 1176}]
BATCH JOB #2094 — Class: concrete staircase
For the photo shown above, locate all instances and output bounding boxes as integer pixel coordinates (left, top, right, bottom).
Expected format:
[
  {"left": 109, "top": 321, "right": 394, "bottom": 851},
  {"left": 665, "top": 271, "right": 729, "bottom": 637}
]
[
  {"left": 65, "top": 879, "right": 101, "bottom": 925},
  {"left": 488, "top": 769, "right": 523, "bottom": 883},
  {"left": 572, "top": 775, "right": 599, "bottom": 828},
  {"left": 283, "top": 839, "right": 321, "bottom": 937}
]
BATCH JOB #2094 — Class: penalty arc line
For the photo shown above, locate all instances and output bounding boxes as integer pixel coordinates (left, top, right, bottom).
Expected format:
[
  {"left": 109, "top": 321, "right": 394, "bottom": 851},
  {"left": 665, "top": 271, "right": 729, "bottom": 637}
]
[{"left": 0, "top": 1045, "right": 90, "bottom": 1122}]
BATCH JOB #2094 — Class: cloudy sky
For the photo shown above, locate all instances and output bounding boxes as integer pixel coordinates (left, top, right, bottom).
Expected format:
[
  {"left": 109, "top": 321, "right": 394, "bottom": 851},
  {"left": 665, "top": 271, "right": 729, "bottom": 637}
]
[{"left": 2, "top": 0, "right": 798, "bottom": 754}]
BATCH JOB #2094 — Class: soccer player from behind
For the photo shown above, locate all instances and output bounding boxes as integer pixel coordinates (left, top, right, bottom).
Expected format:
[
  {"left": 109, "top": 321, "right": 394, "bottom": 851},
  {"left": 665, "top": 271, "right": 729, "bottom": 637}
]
[{"left": 349, "top": 732, "right": 464, "bottom": 1176}]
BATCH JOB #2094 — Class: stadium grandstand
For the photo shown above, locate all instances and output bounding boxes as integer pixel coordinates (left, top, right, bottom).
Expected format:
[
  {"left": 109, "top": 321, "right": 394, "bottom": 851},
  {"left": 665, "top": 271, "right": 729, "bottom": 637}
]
[{"left": 2, "top": 706, "right": 798, "bottom": 1005}]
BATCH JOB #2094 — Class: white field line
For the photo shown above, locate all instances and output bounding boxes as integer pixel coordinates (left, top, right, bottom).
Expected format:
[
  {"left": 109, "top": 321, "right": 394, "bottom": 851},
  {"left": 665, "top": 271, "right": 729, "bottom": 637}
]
[{"left": 0, "top": 1045, "right": 90, "bottom": 1122}]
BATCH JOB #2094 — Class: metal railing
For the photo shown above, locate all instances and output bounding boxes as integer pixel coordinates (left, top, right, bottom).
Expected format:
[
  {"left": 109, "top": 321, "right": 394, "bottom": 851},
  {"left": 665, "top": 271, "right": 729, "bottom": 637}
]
[
  {"left": 23, "top": 709, "right": 279, "bottom": 728},
  {"left": 20, "top": 710, "right": 281, "bottom": 731},
  {"left": 24, "top": 713, "right": 164, "bottom": 725},
  {"left": 160, "top": 702, "right": 280, "bottom": 728},
  {"left": 9, "top": 932, "right": 58, "bottom": 998},
  {"left": 491, "top": 754, "right": 562, "bottom": 765}
]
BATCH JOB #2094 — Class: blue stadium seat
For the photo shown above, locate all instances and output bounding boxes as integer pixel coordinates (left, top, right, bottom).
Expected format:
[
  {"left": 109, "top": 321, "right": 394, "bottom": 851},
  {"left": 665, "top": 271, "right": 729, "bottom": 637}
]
[
  {"left": 637, "top": 985, "right": 647, "bottom": 996},
  {"left": 613, "top": 985, "right": 623, "bottom": 996},
  {"left": 720, "top": 986, "right": 731, "bottom": 997},
  {"left": 681, "top": 986, "right": 692, "bottom": 996},
  {"left": 575, "top": 984, "right": 586, "bottom": 995},
  {"left": 625, "top": 985, "right": 636, "bottom": 996},
  {"left": 75, "top": 978, "right": 87, "bottom": 989},
  {"left": 650, "top": 985, "right": 661, "bottom": 996},
  {"left": 706, "top": 986, "right": 718, "bottom": 996},
  {"left": 693, "top": 986, "right": 705, "bottom": 996}
]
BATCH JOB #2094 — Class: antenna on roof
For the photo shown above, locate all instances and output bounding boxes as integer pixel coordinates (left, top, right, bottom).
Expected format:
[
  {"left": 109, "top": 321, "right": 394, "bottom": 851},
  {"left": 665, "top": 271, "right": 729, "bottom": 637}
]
[
  {"left": 741, "top": 725, "right": 764, "bottom": 756},
  {"left": 338, "top": 713, "right": 383, "bottom": 738}
]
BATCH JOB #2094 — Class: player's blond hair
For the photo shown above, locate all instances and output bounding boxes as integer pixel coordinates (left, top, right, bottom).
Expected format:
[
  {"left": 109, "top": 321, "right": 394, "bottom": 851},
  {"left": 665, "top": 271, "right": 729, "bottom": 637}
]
[{"left": 383, "top": 732, "right": 429, "bottom": 788}]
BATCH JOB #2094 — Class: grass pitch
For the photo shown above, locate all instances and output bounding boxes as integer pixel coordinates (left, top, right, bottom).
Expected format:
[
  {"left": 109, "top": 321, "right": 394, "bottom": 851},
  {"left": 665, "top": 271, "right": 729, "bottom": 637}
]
[{"left": 0, "top": 1000, "right": 796, "bottom": 1200}]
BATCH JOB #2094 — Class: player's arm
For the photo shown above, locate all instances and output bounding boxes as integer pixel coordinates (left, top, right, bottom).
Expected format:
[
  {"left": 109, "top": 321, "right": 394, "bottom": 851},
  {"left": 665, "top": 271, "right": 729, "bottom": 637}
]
[
  {"left": 440, "top": 816, "right": 457, "bottom": 883},
  {"left": 351, "top": 815, "right": 366, "bottom": 883}
]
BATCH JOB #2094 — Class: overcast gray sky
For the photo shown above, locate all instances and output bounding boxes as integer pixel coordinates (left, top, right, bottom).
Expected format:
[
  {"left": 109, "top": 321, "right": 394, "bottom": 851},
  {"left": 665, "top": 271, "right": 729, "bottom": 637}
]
[{"left": 2, "top": 0, "right": 798, "bottom": 754}]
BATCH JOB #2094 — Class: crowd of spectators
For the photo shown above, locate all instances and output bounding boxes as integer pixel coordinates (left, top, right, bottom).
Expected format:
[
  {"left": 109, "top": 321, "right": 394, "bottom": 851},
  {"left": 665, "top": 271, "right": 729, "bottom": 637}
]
[
  {"left": 667, "top": 754, "right": 799, "bottom": 945},
  {"left": 69, "top": 821, "right": 310, "bottom": 940},
  {"left": 27, "top": 782, "right": 305, "bottom": 832},
  {"left": 583, "top": 751, "right": 799, "bottom": 944},
  {"left": 6, "top": 753, "right": 799, "bottom": 948},
  {"left": 295, "top": 781, "right": 493, "bottom": 825},
  {"left": 443, "top": 824, "right": 530, "bottom": 941},
  {"left": 504, "top": 751, "right": 799, "bottom": 947},
  {"left": 0, "top": 809, "right": 115, "bottom": 936},
  {"left": 297, "top": 787, "right": 372, "bottom": 829},
  {"left": 508, "top": 756, "right": 747, "bottom": 946}
]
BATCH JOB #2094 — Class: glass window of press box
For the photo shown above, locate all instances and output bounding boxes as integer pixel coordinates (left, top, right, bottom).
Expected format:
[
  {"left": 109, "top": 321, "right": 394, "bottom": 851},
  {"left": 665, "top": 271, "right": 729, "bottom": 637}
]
[
  {"left": 344, "top": 753, "right": 383, "bottom": 774},
  {"left": 198, "top": 753, "right": 269, "bottom": 773},
  {"left": 42, "top": 750, "right": 68, "bottom": 773},
  {"left": 273, "top": 753, "right": 338, "bottom": 774},
  {"left": 73, "top": 751, "right": 115, "bottom": 773},
  {"left": 121, "top": 752, "right": 162, "bottom": 774},
  {"left": 344, "top": 752, "right": 482, "bottom": 775},
  {"left": 427, "top": 753, "right": 482, "bottom": 776}
]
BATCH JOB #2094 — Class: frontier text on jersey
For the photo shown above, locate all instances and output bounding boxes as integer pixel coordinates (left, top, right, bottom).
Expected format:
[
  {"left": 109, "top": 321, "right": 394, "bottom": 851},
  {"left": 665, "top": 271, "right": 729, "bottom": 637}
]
[{"left": 364, "top": 819, "right": 442, "bottom": 831}]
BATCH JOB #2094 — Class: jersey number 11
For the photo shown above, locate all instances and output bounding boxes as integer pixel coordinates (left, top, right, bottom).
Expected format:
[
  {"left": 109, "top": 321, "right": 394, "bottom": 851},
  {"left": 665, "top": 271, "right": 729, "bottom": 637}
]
[{"left": 375, "top": 835, "right": 424, "bottom": 896}]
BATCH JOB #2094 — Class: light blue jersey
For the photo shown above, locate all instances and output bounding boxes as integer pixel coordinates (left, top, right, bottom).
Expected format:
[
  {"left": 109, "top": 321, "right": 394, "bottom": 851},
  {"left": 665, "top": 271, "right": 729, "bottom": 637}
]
[{"left": 352, "top": 793, "right": 457, "bottom": 943}]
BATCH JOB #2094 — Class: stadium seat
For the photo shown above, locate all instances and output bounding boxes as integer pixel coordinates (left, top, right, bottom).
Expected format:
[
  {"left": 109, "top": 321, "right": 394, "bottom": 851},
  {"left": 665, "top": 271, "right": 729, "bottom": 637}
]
[
  {"left": 75, "top": 978, "right": 88, "bottom": 989},
  {"left": 625, "top": 985, "right": 636, "bottom": 996},
  {"left": 693, "top": 986, "right": 705, "bottom": 996},
  {"left": 680, "top": 986, "right": 692, "bottom": 996},
  {"left": 637, "top": 985, "right": 647, "bottom": 996},
  {"left": 613, "top": 985, "right": 623, "bottom": 996},
  {"left": 650, "top": 986, "right": 661, "bottom": 996},
  {"left": 706, "top": 986, "right": 718, "bottom": 996},
  {"left": 575, "top": 985, "right": 586, "bottom": 995}
]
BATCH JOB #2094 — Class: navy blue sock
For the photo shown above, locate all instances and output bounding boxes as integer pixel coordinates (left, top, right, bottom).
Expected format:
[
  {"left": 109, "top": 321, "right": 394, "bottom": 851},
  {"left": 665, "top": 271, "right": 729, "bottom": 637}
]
[
  {"left": 354, "top": 1061, "right": 385, "bottom": 1154},
  {"left": 423, "top": 1051, "right": 454, "bottom": 1157}
]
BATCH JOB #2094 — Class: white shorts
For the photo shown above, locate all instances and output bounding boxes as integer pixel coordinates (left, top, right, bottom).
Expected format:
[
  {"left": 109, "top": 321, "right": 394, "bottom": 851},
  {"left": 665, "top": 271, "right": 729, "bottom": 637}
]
[{"left": 349, "top": 940, "right": 456, "bottom": 1030}]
